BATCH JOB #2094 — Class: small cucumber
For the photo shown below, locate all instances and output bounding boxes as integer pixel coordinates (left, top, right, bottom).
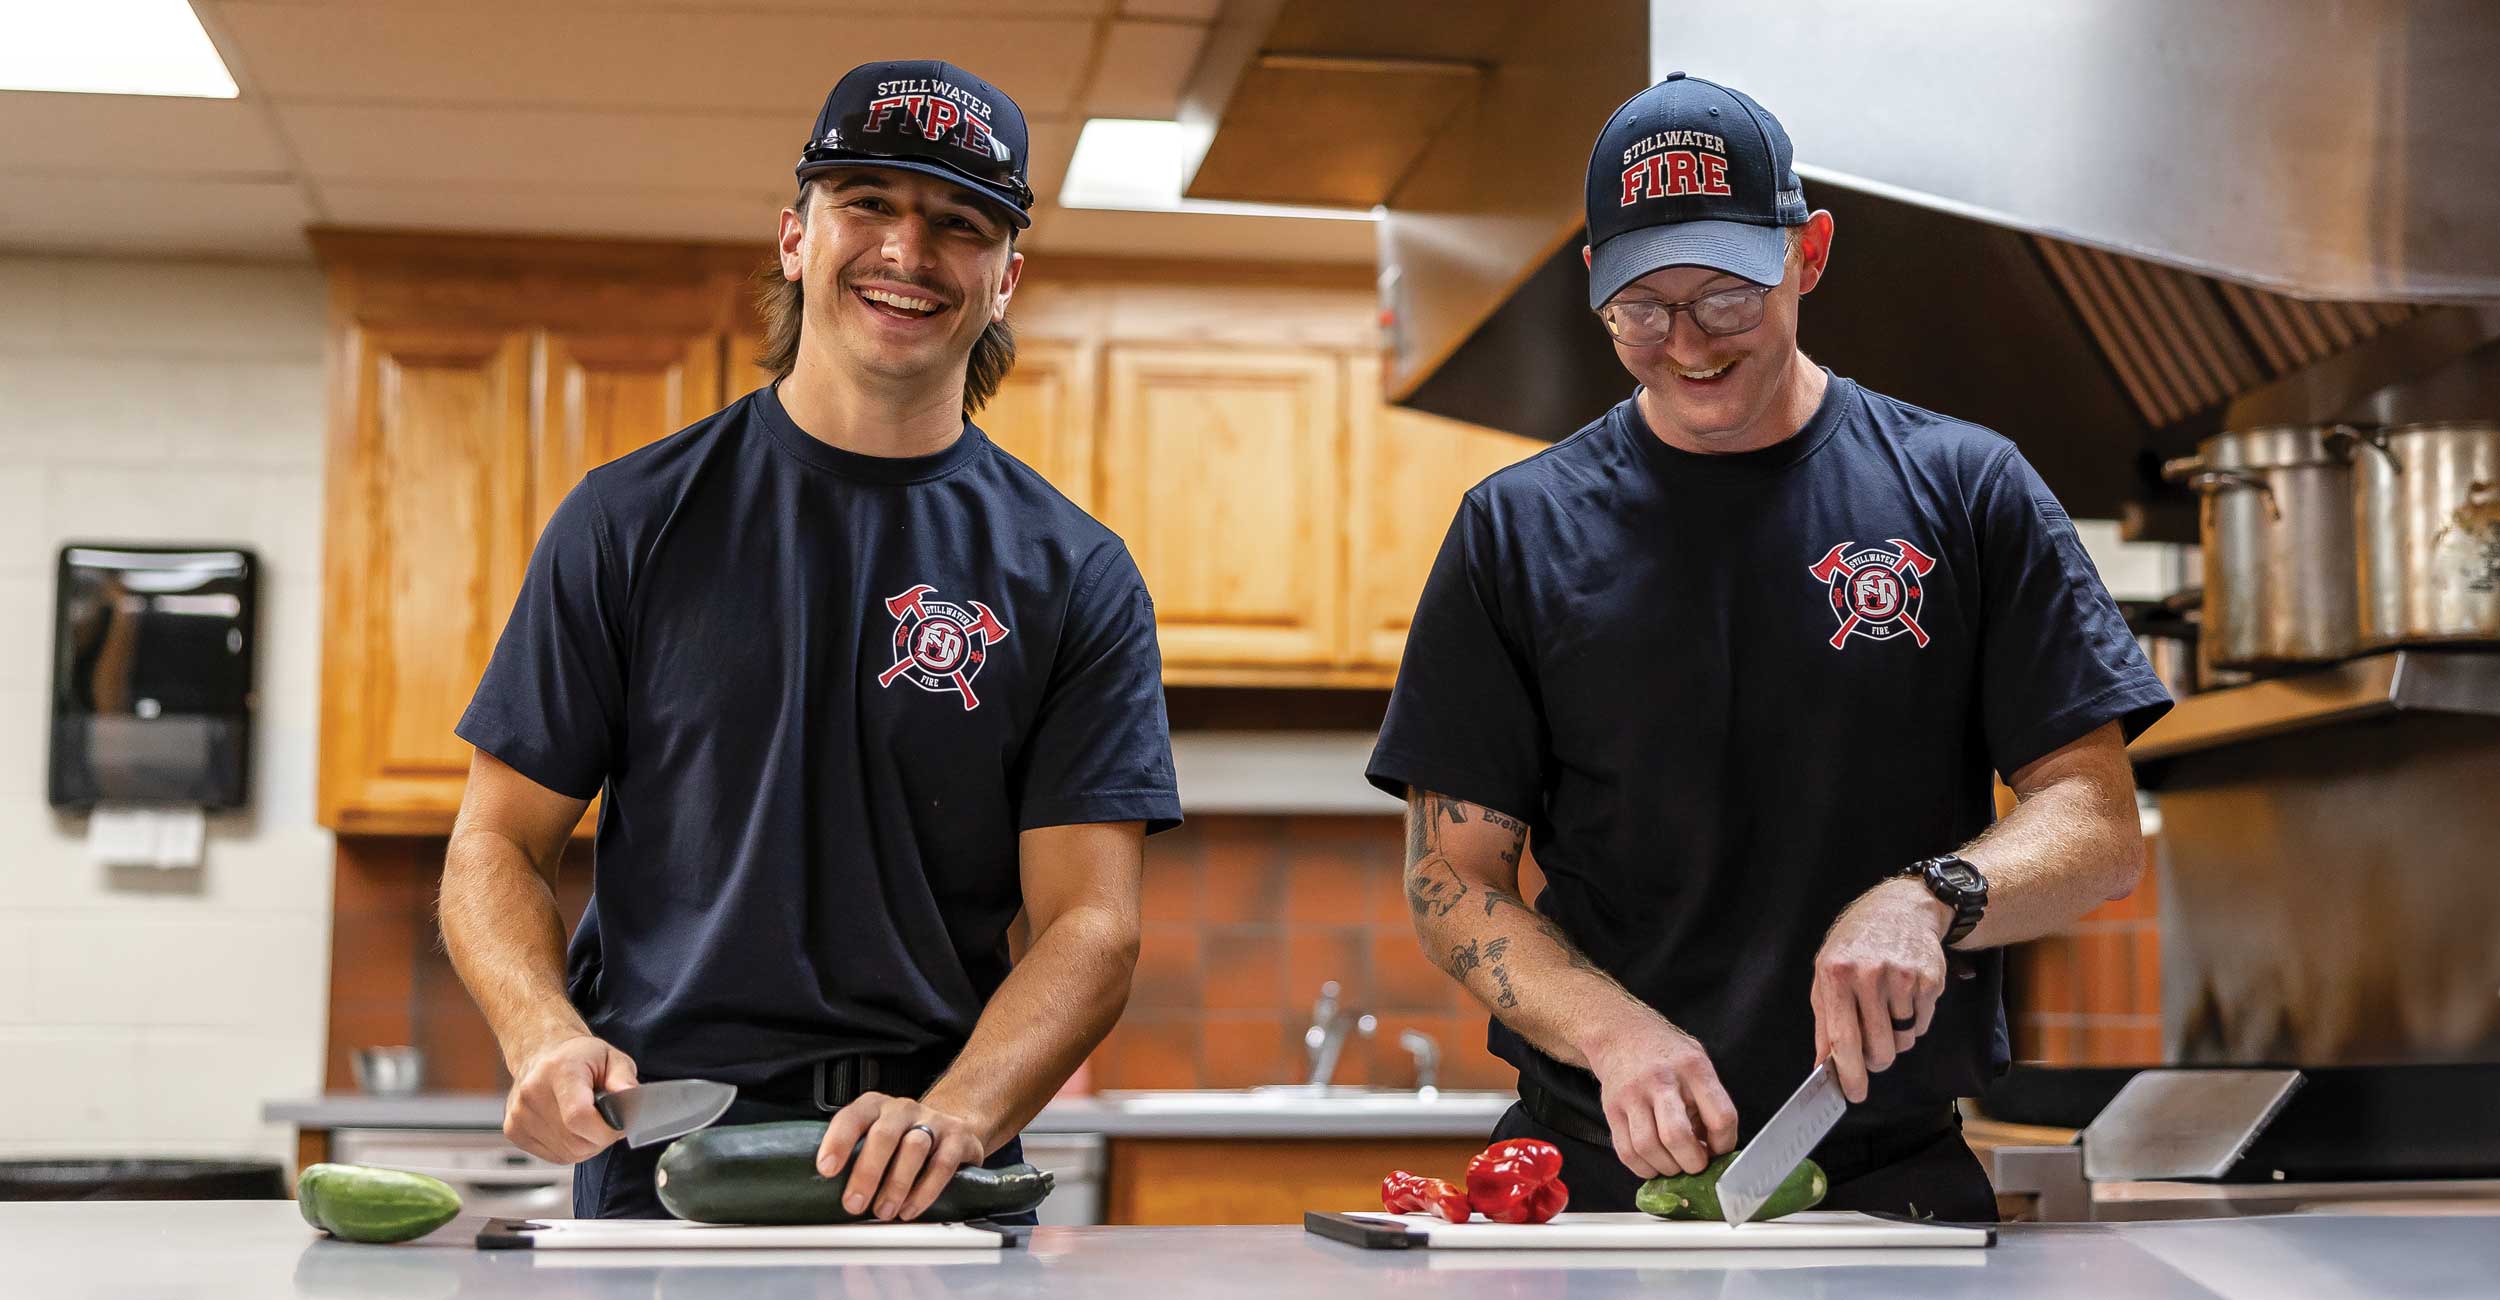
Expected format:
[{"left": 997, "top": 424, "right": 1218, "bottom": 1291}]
[
  {"left": 655, "top": 1120, "right": 1055, "bottom": 1225},
  {"left": 1636, "top": 1152, "right": 1827, "bottom": 1222},
  {"left": 296, "top": 1162, "right": 463, "bottom": 1243}
]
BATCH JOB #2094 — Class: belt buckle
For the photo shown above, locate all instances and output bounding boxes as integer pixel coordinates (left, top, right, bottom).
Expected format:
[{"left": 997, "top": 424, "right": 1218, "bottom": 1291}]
[{"left": 810, "top": 1055, "right": 883, "bottom": 1112}]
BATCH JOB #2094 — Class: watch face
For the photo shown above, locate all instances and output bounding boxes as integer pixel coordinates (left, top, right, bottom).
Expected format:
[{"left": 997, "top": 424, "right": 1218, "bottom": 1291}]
[{"left": 1932, "top": 860, "right": 1986, "bottom": 895}]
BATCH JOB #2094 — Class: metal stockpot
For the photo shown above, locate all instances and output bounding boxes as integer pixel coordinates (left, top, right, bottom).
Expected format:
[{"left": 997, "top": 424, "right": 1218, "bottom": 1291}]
[
  {"left": 2332, "top": 422, "right": 2500, "bottom": 649},
  {"left": 2163, "top": 426, "right": 2362, "bottom": 669}
]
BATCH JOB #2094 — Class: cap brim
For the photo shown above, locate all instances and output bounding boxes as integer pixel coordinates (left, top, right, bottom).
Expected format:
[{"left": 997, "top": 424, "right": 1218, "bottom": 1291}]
[
  {"left": 794, "top": 157, "right": 1032, "bottom": 230},
  {"left": 1587, "top": 220, "right": 1785, "bottom": 308}
]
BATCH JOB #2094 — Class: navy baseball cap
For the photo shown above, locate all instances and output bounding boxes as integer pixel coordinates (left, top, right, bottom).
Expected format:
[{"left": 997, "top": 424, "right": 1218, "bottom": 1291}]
[
  {"left": 1584, "top": 72, "right": 1808, "bottom": 308},
  {"left": 797, "top": 60, "right": 1035, "bottom": 229}
]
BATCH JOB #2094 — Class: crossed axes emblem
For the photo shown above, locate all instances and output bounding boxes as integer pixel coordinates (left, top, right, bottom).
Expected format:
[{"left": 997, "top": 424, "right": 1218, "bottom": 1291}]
[
  {"left": 878, "top": 584, "right": 1010, "bottom": 710},
  {"left": 1808, "top": 539, "right": 1937, "bottom": 649}
]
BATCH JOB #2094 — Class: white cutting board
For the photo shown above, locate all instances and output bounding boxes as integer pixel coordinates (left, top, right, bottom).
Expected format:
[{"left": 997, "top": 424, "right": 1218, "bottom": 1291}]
[
  {"left": 476, "top": 1217, "right": 1012, "bottom": 1250},
  {"left": 1335, "top": 1210, "right": 1992, "bottom": 1249}
]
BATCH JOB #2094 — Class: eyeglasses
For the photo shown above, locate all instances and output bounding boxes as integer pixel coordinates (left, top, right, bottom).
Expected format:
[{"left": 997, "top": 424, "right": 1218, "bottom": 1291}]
[
  {"left": 801, "top": 108, "right": 1035, "bottom": 209},
  {"left": 1595, "top": 284, "right": 1773, "bottom": 345}
]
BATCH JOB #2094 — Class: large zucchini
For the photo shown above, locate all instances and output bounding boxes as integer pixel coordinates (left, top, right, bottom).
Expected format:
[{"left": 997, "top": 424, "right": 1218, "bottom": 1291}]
[
  {"left": 654, "top": 1120, "right": 1054, "bottom": 1225},
  {"left": 295, "top": 1162, "right": 463, "bottom": 1243},
  {"left": 1635, "top": 1151, "right": 1827, "bottom": 1222}
]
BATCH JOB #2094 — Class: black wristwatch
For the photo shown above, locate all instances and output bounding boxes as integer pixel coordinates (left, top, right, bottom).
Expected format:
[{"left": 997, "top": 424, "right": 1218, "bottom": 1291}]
[{"left": 1898, "top": 855, "right": 1989, "bottom": 947}]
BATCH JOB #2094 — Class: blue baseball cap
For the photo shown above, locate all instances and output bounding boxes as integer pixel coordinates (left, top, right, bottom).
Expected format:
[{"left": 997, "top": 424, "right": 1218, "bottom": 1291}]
[
  {"left": 1584, "top": 72, "right": 1808, "bottom": 308},
  {"left": 797, "top": 60, "right": 1035, "bottom": 229}
]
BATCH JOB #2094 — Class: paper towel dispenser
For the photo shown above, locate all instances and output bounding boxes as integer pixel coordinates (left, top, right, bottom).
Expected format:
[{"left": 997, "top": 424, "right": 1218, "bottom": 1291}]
[{"left": 49, "top": 544, "right": 257, "bottom": 811}]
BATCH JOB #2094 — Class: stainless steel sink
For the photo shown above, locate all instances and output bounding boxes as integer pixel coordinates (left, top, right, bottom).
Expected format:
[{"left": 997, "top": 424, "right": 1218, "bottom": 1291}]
[{"left": 1093, "top": 1087, "right": 1514, "bottom": 1113}]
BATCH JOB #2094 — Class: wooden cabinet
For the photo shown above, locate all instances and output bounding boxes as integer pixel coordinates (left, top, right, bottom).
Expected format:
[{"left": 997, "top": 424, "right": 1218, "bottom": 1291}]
[
  {"left": 318, "top": 326, "right": 535, "bottom": 833},
  {"left": 981, "top": 337, "right": 1099, "bottom": 511},
  {"left": 313, "top": 233, "right": 749, "bottom": 834},
  {"left": 532, "top": 330, "right": 722, "bottom": 526},
  {"left": 1105, "top": 1137, "right": 1489, "bottom": 1224},
  {"left": 1342, "top": 356, "right": 1545, "bottom": 671},
  {"left": 1101, "top": 346, "right": 1346, "bottom": 673},
  {"left": 312, "top": 237, "right": 1535, "bottom": 832}
]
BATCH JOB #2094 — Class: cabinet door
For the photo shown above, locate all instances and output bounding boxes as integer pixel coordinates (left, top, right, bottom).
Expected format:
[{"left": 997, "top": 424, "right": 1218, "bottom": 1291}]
[
  {"left": 319, "top": 325, "right": 534, "bottom": 832},
  {"left": 1100, "top": 346, "right": 1344, "bottom": 670},
  {"left": 533, "top": 330, "right": 723, "bottom": 527},
  {"left": 726, "top": 317, "right": 772, "bottom": 405},
  {"left": 1342, "top": 355, "right": 1544, "bottom": 670},
  {"left": 980, "top": 337, "right": 1098, "bottom": 510}
]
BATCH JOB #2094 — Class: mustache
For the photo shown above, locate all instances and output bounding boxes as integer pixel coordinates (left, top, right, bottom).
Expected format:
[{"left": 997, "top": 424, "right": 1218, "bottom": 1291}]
[{"left": 841, "top": 272, "right": 956, "bottom": 305}]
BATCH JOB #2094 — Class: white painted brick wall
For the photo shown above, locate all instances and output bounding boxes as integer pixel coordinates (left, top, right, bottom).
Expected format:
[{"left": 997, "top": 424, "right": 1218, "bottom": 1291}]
[{"left": 0, "top": 255, "right": 332, "bottom": 1167}]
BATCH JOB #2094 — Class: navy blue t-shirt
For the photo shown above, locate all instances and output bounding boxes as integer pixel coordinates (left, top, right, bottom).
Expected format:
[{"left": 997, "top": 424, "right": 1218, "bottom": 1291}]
[
  {"left": 458, "top": 384, "right": 1181, "bottom": 1087},
  {"left": 1366, "top": 374, "right": 2170, "bottom": 1137}
]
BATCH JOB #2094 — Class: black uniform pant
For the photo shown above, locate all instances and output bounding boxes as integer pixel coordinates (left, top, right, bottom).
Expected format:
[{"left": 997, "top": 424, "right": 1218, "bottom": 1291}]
[
  {"left": 573, "top": 1092, "right": 1037, "bottom": 1224},
  {"left": 1491, "top": 1100, "right": 1999, "bottom": 1223}
]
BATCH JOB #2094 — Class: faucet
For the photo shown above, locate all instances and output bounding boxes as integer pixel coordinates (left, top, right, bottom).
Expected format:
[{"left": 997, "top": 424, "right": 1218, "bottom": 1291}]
[
  {"left": 1302, "top": 981, "right": 1375, "bottom": 1087},
  {"left": 1398, "top": 1029, "right": 1441, "bottom": 1096}
]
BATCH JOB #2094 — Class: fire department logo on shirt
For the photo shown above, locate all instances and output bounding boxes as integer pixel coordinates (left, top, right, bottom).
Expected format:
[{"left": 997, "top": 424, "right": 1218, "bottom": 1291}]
[
  {"left": 1809, "top": 539, "right": 1937, "bottom": 649},
  {"left": 878, "top": 584, "right": 1010, "bottom": 711}
]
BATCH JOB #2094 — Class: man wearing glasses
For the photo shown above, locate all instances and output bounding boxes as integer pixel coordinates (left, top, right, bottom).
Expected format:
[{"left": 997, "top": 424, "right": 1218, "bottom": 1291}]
[
  {"left": 1368, "top": 74, "right": 2169, "bottom": 1218},
  {"left": 442, "top": 61, "right": 1180, "bottom": 1220}
]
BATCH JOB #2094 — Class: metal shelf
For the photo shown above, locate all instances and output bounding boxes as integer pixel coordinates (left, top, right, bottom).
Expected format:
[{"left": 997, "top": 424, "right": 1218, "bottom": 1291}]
[{"left": 2129, "top": 650, "right": 2500, "bottom": 761}]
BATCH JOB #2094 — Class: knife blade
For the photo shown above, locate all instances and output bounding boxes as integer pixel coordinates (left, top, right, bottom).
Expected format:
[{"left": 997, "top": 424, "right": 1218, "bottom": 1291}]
[
  {"left": 1718, "top": 1060, "right": 1847, "bottom": 1226},
  {"left": 593, "top": 1079, "right": 738, "bottom": 1149}
]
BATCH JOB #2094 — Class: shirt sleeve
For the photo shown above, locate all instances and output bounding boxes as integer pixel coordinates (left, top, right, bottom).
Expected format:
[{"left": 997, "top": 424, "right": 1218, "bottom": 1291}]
[
  {"left": 1013, "top": 544, "right": 1182, "bottom": 834},
  {"left": 453, "top": 478, "right": 629, "bottom": 801},
  {"left": 1974, "top": 447, "right": 2174, "bottom": 779},
  {"left": 1365, "top": 495, "right": 1547, "bottom": 821}
]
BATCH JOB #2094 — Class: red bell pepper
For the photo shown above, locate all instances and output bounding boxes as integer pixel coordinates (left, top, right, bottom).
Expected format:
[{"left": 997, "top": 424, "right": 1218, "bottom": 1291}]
[
  {"left": 1381, "top": 1170, "right": 1472, "bottom": 1222},
  {"left": 1463, "top": 1139, "right": 1570, "bottom": 1224}
]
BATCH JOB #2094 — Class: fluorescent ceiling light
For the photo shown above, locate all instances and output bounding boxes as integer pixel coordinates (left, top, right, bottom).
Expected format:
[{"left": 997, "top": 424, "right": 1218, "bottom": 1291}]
[
  {"left": 0, "top": 0, "right": 238, "bottom": 98},
  {"left": 1060, "top": 119, "right": 1378, "bottom": 221}
]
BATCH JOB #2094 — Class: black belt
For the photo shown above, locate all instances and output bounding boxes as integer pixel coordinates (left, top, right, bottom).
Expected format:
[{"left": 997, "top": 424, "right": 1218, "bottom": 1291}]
[
  {"left": 1519, "top": 1074, "right": 1615, "bottom": 1147},
  {"left": 741, "top": 1050, "right": 953, "bottom": 1113}
]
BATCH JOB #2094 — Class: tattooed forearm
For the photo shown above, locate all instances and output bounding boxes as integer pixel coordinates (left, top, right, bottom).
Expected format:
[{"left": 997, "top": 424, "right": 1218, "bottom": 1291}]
[
  {"left": 1400, "top": 791, "right": 1650, "bottom": 1068},
  {"left": 1483, "top": 888, "right": 1599, "bottom": 973},
  {"left": 1406, "top": 857, "right": 1472, "bottom": 919}
]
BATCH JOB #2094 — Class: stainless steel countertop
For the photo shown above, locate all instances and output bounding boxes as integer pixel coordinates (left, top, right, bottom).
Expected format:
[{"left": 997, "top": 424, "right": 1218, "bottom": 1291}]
[
  {"left": 15, "top": 1202, "right": 2500, "bottom": 1299},
  {"left": 265, "top": 1088, "right": 1522, "bottom": 1139}
]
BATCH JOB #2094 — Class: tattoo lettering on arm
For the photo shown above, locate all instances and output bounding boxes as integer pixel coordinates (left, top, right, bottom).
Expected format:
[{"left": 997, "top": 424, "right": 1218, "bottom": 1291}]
[{"left": 1491, "top": 963, "right": 1519, "bottom": 1009}]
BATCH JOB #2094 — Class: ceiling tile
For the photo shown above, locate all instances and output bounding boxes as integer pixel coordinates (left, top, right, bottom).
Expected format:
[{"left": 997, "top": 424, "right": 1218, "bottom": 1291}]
[
  {"left": 217, "top": 5, "right": 1099, "bottom": 114},
  {"left": 0, "top": 176, "right": 314, "bottom": 261},
  {"left": 316, "top": 181, "right": 786, "bottom": 246},
  {"left": 0, "top": 91, "right": 292, "bottom": 177},
  {"left": 1121, "top": 0, "right": 1223, "bottom": 19},
  {"left": 1083, "top": 21, "right": 1211, "bottom": 120},
  {"left": 278, "top": 103, "right": 791, "bottom": 190},
  {"left": 1024, "top": 119, "right": 1080, "bottom": 202},
  {"left": 214, "top": 0, "right": 1113, "bottom": 12},
  {"left": 1024, "top": 202, "right": 1377, "bottom": 263}
]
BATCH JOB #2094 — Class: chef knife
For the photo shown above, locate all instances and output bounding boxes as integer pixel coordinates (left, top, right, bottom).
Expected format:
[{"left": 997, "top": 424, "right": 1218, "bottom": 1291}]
[
  {"left": 593, "top": 1079, "right": 738, "bottom": 1149},
  {"left": 1718, "top": 1059, "right": 1847, "bottom": 1226}
]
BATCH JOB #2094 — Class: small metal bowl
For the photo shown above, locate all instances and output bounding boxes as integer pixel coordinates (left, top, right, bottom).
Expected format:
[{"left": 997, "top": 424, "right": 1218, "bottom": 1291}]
[{"left": 351, "top": 1046, "right": 426, "bottom": 1096}]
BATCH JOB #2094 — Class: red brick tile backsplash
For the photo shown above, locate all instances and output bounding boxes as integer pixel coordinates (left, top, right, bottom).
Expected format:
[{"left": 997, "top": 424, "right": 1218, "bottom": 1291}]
[
  {"left": 326, "top": 813, "right": 1535, "bottom": 1100},
  {"left": 2006, "top": 837, "right": 2167, "bottom": 1066}
]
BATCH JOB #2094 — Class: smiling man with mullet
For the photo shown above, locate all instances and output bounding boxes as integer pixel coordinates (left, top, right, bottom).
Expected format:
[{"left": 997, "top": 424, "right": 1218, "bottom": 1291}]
[
  {"left": 439, "top": 60, "right": 1179, "bottom": 1221},
  {"left": 1366, "top": 73, "right": 2172, "bottom": 1220}
]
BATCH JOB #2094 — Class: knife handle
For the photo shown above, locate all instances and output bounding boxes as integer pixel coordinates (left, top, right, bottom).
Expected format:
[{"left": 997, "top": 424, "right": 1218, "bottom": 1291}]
[{"left": 592, "top": 1090, "right": 625, "bottom": 1131}]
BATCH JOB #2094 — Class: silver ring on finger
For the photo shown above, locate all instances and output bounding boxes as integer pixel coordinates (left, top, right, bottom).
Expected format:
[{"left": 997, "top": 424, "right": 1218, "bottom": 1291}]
[{"left": 904, "top": 1122, "right": 938, "bottom": 1145}]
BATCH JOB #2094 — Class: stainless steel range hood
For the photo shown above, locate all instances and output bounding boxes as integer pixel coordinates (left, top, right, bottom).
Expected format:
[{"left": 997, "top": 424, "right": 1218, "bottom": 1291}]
[
  {"left": 1644, "top": 0, "right": 2500, "bottom": 305},
  {"left": 1346, "top": 0, "right": 2500, "bottom": 522}
]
